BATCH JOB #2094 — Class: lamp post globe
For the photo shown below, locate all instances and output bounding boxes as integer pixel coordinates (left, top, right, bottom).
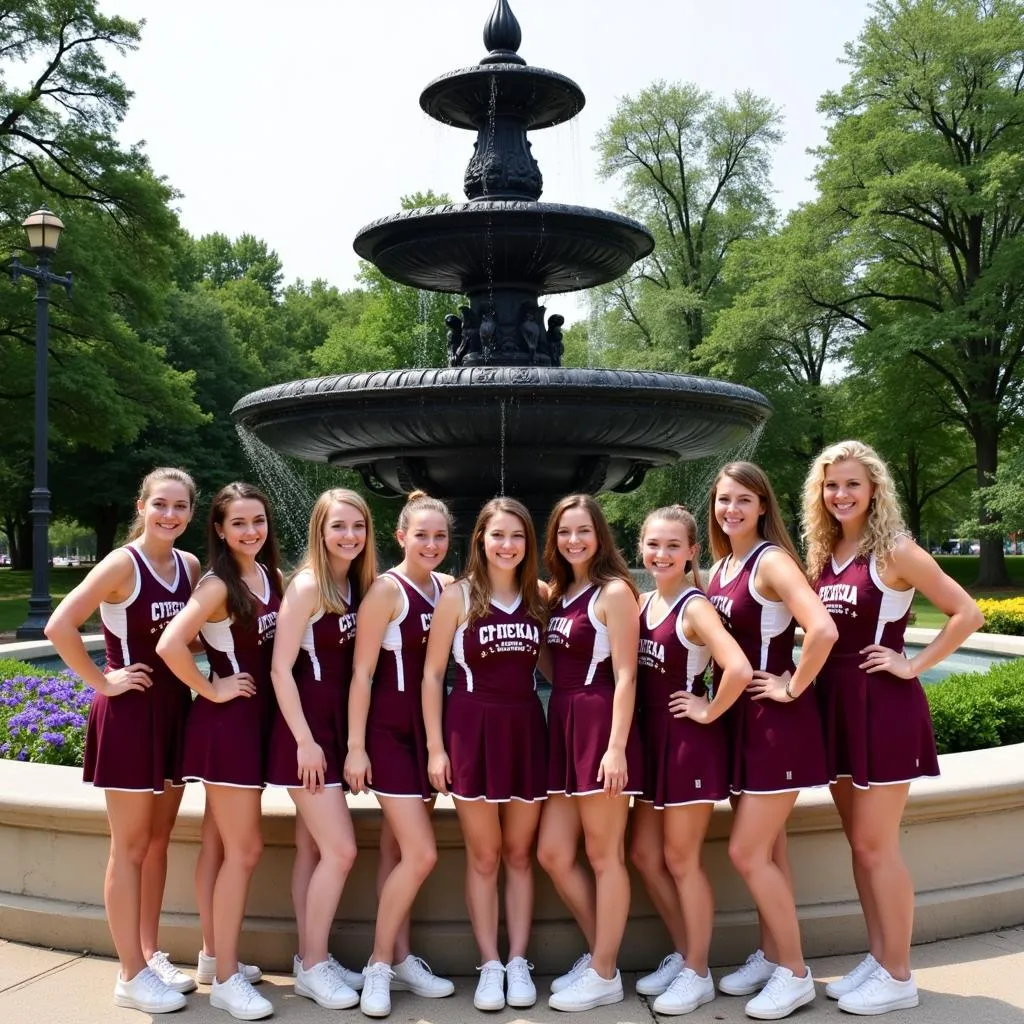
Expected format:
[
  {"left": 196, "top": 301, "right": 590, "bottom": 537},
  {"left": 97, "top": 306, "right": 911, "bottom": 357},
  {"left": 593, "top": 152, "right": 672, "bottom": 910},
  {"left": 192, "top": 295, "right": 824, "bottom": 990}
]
[{"left": 8, "top": 205, "right": 73, "bottom": 640}]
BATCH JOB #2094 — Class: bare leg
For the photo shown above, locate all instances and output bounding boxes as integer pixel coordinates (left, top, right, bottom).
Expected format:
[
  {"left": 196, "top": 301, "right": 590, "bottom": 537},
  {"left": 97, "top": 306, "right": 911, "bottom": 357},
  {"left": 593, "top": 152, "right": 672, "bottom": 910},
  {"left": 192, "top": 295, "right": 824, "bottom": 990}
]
[
  {"left": 629, "top": 802, "right": 687, "bottom": 954},
  {"left": 663, "top": 804, "right": 715, "bottom": 976},
  {"left": 831, "top": 779, "right": 882, "bottom": 960},
  {"left": 292, "top": 813, "right": 318, "bottom": 962},
  {"left": 536, "top": 795, "right": 596, "bottom": 949},
  {"left": 578, "top": 793, "right": 631, "bottom": 980},
  {"left": 291, "top": 787, "right": 357, "bottom": 968},
  {"left": 728, "top": 792, "right": 804, "bottom": 975},
  {"left": 376, "top": 815, "right": 410, "bottom": 961},
  {"left": 454, "top": 800, "right": 503, "bottom": 964},
  {"left": 500, "top": 801, "right": 543, "bottom": 959},
  {"left": 369, "top": 798, "right": 438, "bottom": 965},
  {"left": 195, "top": 805, "right": 223, "bottom": 957},
  {"left": 104, "top": 791, "right": 156, "bottom": 980},
  {"left": 139, "top": 785, "right": 185, "bottom": 958},
  {"left": 203, "top": 785, "right": 264, "bottom": 983}
]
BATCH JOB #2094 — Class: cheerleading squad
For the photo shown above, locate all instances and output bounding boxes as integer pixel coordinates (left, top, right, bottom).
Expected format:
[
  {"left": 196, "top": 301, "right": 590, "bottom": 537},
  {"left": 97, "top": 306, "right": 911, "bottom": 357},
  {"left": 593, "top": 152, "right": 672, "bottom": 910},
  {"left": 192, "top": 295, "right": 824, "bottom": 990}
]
[{"left": 45, "top": 440, "right": 983, "bottom": 1022}]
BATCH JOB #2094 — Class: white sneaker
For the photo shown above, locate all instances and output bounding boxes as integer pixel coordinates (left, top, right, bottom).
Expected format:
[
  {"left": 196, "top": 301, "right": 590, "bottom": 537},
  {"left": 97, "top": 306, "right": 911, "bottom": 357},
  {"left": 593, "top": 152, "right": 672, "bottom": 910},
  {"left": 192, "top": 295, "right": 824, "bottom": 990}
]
[
  {"left": 295, "top": 959, "right": 360, "bottom": 1010},
  {"left": 547, "top": 967, "right": 624, "bottom": 1012},
  {"left": 196, "top": 950, "right": 263, "bottom": 986},
  {"left": 391, "top": 954, "right": 455, "bottom": 997},
  {"left": 653, "top": 967, "right": 716, "bottom": 1015},
  {"left": 506, "top": 956, "right": 537, "bottom": 1008},
  {"left": 474, "top": 960, "right": 506, "bottom": 1011},
  {"left": 826, "top": 953, "right": 879, "bottom": 1000},
  {"left": 113, "top": 966, "right": 188, "bottom": 1013},
  {"left": 360, "top": 961, "right": 394, "bottom": 1019},
  {"left": 719, "top": 949, "right": 778, "bottom": 996},
  {"left": 637, "top": 952, "right": 685, "bottom": 996},
  {"left": 837, "top": 966, "right": 919, "bottom": 1015},
  {"left": 744, "top": 965, "right": 815, "bottom": 1020},
  {"left": 147, "top": 951, "right": 197, "bottom": 993},
  {"left": 550, "top": 952, "right": 593, "bottom": 994},
  {"left": 209, "top": 972, "right": 273, "bottom": 1020},
  {"left": 293, "top": 953, "right": 364, "bottom": 990}
]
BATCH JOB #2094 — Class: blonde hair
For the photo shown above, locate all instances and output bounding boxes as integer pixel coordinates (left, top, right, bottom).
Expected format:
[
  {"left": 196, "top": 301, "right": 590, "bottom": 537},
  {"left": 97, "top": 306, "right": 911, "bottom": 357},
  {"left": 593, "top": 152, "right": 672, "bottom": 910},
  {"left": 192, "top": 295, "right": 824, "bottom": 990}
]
[
  {"left": 707, "top": 462, "right": 802, "bottom": 566},
  {"left": 802, "top": 440, "right": 906, "bottom": 582},
  {"left": 127, "top": 467, "right": 197, "bottom": 540},
  {"left": 639, "top": 505, "right": 702, "bottom": 591},
  {"left": 304, "top": 488, "right": 378, "bottom": 614},
  {"left": 398, "top": 490, "right": 452, "bottom": 533}
]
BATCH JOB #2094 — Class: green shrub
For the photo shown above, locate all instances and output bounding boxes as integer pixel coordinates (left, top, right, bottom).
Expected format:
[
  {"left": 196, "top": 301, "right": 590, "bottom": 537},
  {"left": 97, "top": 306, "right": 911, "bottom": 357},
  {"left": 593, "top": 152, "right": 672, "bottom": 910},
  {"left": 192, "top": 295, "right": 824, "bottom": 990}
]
[
  {"left": 976, "top": 598, "right": 1024, "bottom": 636},
  {"left": 0, "top": 658, "right": 38, "bottom": 680},
  {"left": 926, "top": 659, "right": 1024, "bottom": 754}
]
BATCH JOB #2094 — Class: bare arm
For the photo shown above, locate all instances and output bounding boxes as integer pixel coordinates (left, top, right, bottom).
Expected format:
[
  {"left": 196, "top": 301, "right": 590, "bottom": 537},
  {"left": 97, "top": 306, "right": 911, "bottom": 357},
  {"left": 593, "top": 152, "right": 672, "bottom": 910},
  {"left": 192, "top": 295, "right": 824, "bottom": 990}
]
[
  {"left": 596, "top": 579, "right": 640, "bottom": 795},
  {"left": 422, "top": 583, "right": 464, "bottom": 795}
]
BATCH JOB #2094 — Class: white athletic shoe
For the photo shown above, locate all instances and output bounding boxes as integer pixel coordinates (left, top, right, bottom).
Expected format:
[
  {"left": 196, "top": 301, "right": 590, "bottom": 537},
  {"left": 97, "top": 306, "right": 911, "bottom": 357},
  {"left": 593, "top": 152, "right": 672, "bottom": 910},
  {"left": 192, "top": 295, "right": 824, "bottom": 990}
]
[
  {"left": 719, "top": 949, "right": 778, "bottom": 996},
  {"left": 550, "top": 952, "right": 593, "bottom": 994},
  {"left": 295, "top": 958, "right": 360, "bottom": 1010},
  {"left": 113, "top": 966, "right": 188, "bottom": 1013},
  {"left": 505, "top": 956, "right": 537, "bottom": 1008},
  {"left": 744, "top": 966, "right": 815, "bottom": 1020},
  {"left": 653, "top": 967, "right": 716, "bottom": 1016},
  {"left": 359, "top": 961, "right": 394, "bottom": 1018},
  {"left": 292, "top": 952, "right": 363, "bottom": 990},
  {"left": 196, "top": 950, "right": 262, "bottom": 986},
  {"left": 837, "top": 966, "right": 919, "bottom": 1015},
  {"left": 209, "top": 972, "right": 273, "bottom": 1020},
  {"left": 826, "top": 953, "right": 880, "bottom": 1000},
  {"left": 637, "top": 952, "right": 685, "bottom": 996},
  {"left": 547, "top": 967, "right": 624, "bottom": 1012},
  {"left": 391, "top": 954, "right": 455, "bottom": 997},
  {"left": 147, "top": 951, "right": 197, "bottom": 994},
  {"left": 474, "top": 960, "right": 506, "bottom": 1011}
]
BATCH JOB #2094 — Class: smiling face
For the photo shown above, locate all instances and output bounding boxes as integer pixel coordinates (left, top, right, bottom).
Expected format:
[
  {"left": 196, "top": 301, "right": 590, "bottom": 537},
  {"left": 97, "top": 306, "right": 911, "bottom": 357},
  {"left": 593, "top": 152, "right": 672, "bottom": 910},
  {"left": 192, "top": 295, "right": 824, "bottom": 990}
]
[
  {"left": 642, "top": 518, "right": 698, "bottom": 586},
  {"left": 822, "top": 457, "right": 874, "bottom": 529},
  {"left": 219, "top": 498, "right": 268, "bottom": 558},
  {"left": 398, "top": 509, "right": 449, "bottom": 573},
  {"left": 482, "top": 510, "right": 527, "bottom": 572},
  {"left": 322, "top": 501, "right": 367, "bottom": 565},
  {"left": 139, "top": 481, "right": 193, "bottom": 543},
  {"left": 714, "top": 474, "right": 765, "bottom": 548},
  {"left": 556, "top": 506, "right": 598, "bottom": 573}
]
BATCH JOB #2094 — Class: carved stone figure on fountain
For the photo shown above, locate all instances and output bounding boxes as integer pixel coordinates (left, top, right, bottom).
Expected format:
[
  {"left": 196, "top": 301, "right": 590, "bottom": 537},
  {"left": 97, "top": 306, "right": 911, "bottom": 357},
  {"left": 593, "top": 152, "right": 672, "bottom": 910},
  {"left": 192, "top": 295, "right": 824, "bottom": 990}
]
[
  {"left": 547, "top": 313, "right": 565, "bottom": 367},
  {"left": 479, "top": 311, "right": 498, "bottom": 361},
  {"left": 519, "top": 303, "right": 542, "bottom": 364},
  {"left": 458, "top": 304, "right": 481, "bottom": 364},
  {"left": 445, "top": 314, "right": 463, "bottom": 367}
]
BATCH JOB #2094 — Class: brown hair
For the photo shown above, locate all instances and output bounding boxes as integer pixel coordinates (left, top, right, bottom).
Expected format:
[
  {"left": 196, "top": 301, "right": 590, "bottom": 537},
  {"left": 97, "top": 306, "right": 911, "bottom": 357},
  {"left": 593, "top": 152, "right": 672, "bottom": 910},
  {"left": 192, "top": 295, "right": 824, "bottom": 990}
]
[
  {"left": 707, "top": 462, "right": 802, "bottom": 567},
  {"left": 127, "top": 467, "right": 197, "bottom": 540},
  {"left": 461, "top": 497, "right": 547, "bottom": 626},
  {"left": 640, "top": 504, "right": 702, "bottom": 592},
  {"left": 544, "top": 493, "right": 639, "bottom": 605},
  {"left": 397, "top": 490, "right": 452, "bottom": 533},
  {"left": 206, "top": 482, "right": 283, "bottom": 625},
  {"left": 303, "top": 488, "right": 378, "bottom": 614}
]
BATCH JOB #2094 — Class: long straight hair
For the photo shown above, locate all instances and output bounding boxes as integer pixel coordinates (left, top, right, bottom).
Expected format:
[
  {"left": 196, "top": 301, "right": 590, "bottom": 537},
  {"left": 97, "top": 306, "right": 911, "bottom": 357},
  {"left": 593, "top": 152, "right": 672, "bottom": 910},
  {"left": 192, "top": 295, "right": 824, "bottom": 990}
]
[
  {"left": 462, "top": 497, "right": 547, "bottom": 626},
  {"left": 639, "top": 504, "right": 703, "bottom": 592},
  {"left": 543, "top": 493, "right": 638, "bottom": 605},
  {"left": 127, "top": 467, "right": 197, "bottom": 541},
  {"left": 206, "top": 482, "right": 283, "bottom": 625},
  {"left": 707, "top": 462, "right": 802, "bottom": 567},
  {"left": 303, "top": 488, "right": 378, "bottom": 615}
]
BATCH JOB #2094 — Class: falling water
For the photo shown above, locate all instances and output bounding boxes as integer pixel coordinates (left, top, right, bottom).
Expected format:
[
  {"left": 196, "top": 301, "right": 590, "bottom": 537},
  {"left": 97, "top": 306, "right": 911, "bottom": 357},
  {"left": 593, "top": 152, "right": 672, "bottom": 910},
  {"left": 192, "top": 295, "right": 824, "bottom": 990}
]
[
  {"left": 498, "top": 399, "right": 507, "bottom": 495},
  {"left": 417, "top": 290, "right": 430, "bottom": 366}
]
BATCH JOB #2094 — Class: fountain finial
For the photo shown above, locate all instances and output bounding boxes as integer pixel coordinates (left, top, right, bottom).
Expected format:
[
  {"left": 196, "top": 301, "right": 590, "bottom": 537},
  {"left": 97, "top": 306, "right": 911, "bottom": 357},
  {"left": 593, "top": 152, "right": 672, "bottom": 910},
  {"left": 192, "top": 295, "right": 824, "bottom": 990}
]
[{"left": 481, "top": 0, "right": 525, "bottom": 65}]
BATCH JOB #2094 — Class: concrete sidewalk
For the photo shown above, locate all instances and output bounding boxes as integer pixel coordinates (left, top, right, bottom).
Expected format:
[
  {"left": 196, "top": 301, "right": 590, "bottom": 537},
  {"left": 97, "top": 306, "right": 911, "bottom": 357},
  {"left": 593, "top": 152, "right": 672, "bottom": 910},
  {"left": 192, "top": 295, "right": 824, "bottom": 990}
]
[{"left": 2, "top": 928, "right": 1023, "bottom": 1023}]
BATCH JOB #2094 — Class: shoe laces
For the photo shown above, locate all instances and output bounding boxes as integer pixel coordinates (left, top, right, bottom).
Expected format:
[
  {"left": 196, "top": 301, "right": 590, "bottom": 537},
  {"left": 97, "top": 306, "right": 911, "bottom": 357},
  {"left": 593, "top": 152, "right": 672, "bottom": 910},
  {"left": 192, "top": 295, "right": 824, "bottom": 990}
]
[
  {"left": 667, "top": 968, "right": 697, "bottom": 995},
  {"left": 743, "top": 950, "right": 767, "bottom": 970},
  {"left": 566, "top": 952, "right": 591, "bottom": 977},
  {"left": 147, "top": 951, "right": 180, "bottom": 983},
  {"left": 137, "top": 967, "right": 172, "bottom": 996},
  {"left": 506, "top": 957, "right": 533, "bottom": 984},
  {"left": 404, "top": 955, "right": 439, "bottom": 981},
  {"left": 477, "top": 961, "right": 505, "bottom": 985},
  {"left": 363, "top": 962, "right": 394, "bottom": 996},
  {"left": 854, "top": 965, "right": 892, "bottom": 997},
  {"left": 226, "top": 973, "right": 261, "bottom": 1005},
  {"left": 848, "top": 954, "right": 879, "bottom": 983},
  {"left": 760, "top": 967, "right": 794, "bottom": 1003},
  {"left": 653, "top": 952, "right": 683, "bottom": 977}
]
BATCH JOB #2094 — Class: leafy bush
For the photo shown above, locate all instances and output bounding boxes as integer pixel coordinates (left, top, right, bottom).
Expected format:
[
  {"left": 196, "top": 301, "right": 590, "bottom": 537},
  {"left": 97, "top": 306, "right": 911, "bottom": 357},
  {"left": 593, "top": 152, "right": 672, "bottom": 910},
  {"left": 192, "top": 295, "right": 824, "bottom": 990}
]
[
  {"left": 976, "top": 598, "right": 1024, "bottom": 637},
  {"left": 926, "top": 659, "right": 1024, "bottom": 754},
  {"left": 0, "top": 666, "right": 94, "bottom": 766}
]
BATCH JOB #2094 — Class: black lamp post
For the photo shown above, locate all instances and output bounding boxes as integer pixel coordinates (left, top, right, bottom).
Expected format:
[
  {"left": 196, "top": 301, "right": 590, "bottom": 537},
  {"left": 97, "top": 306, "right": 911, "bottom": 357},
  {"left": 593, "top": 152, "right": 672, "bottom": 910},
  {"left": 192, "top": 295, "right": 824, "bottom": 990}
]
[{"left": 9, "top": 206, "right": 73, "bottom": 640}]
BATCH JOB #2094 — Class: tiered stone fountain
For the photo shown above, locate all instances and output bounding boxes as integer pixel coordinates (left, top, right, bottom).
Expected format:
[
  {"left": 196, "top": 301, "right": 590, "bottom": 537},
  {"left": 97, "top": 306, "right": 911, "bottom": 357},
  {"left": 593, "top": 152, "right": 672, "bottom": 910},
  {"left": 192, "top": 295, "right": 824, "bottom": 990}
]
[{"left": 232, "top": 0, "right": 771, "bottom": 539}]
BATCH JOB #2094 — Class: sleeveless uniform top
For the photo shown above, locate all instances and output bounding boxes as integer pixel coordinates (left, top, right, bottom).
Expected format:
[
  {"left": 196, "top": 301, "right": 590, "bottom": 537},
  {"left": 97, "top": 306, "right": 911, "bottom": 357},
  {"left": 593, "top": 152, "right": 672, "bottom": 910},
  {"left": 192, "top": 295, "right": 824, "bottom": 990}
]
[
  {"left": 375, "top": 570, "right": 442, "bottom": 696},
  {"left": 545, "top": 584, "right": 613, "bottom": 691},
  {"left": 294, "top": 579, "right": 358, "bottom": 689},
  {"left": 637, "top": 587, "right": 712, "bottom": 705}
]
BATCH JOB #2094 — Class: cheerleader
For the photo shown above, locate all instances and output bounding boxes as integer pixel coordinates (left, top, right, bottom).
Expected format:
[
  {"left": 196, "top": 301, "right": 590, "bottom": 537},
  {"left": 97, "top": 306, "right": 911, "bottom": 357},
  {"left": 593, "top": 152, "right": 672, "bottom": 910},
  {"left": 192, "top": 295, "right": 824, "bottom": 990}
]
[
  {"left": 45, "top": 468, "right": 199, "bottom": 1014},
  {"left": 158, "top": 482, "right": 282, "bottom": 1021},
  {"left": 802, "top": 441, "right": 982, "bottom": 1015}
]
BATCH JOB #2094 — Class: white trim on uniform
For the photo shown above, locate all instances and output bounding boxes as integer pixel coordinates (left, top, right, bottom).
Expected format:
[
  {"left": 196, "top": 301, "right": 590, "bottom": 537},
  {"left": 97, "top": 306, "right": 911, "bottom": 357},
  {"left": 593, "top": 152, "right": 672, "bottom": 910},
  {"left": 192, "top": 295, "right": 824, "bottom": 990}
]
[
  {"left": 868, "top": 554, "right": 915, "bottom": 646},
  {"left": 747, "top": 545, "right": 793, "bottom": 672},
  {"left": 583, "top": 587, "right": 610, "bottom": 686}
]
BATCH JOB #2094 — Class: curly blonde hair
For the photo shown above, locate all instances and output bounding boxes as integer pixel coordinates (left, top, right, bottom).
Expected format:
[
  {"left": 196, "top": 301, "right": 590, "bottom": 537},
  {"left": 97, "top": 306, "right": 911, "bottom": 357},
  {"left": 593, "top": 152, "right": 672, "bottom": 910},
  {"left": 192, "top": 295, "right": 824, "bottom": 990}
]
[{"left": 802, "top": 440, "right": 907, "bottom": 582}]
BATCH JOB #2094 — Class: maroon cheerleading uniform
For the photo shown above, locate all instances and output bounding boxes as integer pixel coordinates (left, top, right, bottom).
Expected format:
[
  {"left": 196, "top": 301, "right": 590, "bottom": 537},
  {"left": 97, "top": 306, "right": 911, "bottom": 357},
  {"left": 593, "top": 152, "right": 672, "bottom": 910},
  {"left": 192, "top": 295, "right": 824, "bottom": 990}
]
[
  {"left": 182, "top": 565, "right": 280, "bottom": 788},
  {"left": 706, "top": 542, "right": 828, "bottom": 794},
  {"left": 365, "top": 571, "right": 441, "bottom": 801},
  {"left": 814, "top": 553, "right": 939, "bottom": 788},
  {"left": 265, "top": 578, "right": 357, "bottom": 789},
  {"left": 84, "top": 544, "right": 193, "bottom": 792},
  {"left": 443, "top": 584, "right": 548, "bottom": 802},
  {"left": 545, "top": 584, "right": 643, "bottom": 797},
  {"left": 636, "top": 589, "right": 729, "bottom": 807}
]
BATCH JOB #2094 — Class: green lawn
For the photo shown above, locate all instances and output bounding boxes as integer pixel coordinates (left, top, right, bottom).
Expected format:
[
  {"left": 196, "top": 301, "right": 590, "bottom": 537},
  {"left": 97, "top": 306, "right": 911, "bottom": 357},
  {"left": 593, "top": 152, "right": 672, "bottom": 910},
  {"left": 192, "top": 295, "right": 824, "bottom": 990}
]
[
  {"left": 0, "top": 566, "right": 92, "bottom": 634},
  {"left": 912, "top": 555, "right": 1024, "bottom": 628}
]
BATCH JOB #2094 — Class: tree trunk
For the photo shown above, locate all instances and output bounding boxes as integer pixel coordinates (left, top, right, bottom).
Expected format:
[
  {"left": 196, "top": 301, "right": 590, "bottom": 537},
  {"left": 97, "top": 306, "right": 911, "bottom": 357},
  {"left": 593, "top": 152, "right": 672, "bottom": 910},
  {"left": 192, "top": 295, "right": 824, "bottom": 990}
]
[
  {"left": 93, "top": 506, "right": 120, "bottom": 560},
  {"left": 9, "top": 517, "right": 32, "bottom": 571},
  {"left": 974, "top": 424, "right": 1009, "bottom": 586}
]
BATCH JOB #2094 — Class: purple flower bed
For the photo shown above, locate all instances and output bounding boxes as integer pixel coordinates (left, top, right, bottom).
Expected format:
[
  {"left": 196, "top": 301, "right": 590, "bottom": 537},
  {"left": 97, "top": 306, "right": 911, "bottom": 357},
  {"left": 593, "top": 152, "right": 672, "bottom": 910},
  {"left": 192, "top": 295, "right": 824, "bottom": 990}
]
[{"left": 0, "top": 661, "right": 93, "bottom": 767}]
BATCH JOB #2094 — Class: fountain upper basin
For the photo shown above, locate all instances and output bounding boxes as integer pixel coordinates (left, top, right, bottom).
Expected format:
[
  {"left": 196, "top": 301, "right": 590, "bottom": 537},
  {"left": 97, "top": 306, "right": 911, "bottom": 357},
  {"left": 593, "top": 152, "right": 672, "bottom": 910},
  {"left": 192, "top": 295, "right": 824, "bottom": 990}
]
[{"left": 232, "top": 367, "right": 771, "bottom": 502}]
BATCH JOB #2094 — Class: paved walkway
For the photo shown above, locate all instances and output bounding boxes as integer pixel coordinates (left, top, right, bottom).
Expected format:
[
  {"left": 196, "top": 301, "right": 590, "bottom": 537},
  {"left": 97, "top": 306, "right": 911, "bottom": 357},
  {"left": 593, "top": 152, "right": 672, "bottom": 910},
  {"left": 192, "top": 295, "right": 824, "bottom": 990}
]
[{"left": 2, "top": 928, "right": 1023, "bottom": 1023}]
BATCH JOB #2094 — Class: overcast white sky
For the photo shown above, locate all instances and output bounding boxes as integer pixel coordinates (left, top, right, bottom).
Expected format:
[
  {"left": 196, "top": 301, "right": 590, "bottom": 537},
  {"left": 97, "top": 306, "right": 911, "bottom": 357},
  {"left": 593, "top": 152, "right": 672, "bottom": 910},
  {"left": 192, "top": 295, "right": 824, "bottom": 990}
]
[{"left": 101, "top": 0, "right": 872, "bottom": 318}]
